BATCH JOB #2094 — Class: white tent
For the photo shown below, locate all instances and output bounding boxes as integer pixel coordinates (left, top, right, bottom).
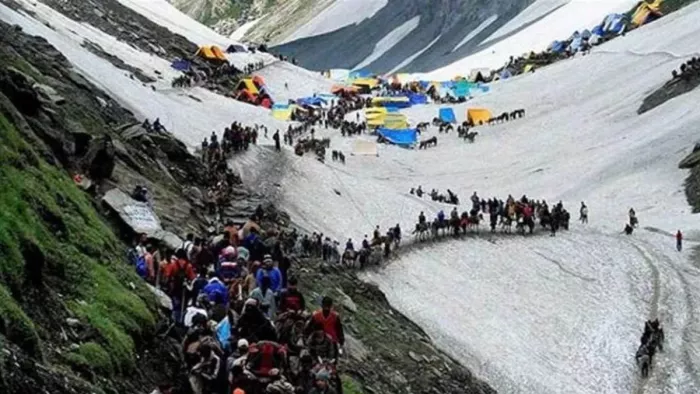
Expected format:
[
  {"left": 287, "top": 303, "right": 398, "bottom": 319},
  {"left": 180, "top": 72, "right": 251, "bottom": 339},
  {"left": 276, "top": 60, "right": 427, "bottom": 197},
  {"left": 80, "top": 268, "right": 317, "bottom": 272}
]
[{"left": 352, "top": 139, "right": 378, "bottom": 156}]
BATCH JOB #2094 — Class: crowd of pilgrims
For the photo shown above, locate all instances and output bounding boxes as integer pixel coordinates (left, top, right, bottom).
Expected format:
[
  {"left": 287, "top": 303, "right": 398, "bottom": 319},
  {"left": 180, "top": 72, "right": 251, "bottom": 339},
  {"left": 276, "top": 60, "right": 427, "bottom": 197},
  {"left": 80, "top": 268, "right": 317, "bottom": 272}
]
[{"left": 137, "top": 218, "right": 347, "bottom": 394}]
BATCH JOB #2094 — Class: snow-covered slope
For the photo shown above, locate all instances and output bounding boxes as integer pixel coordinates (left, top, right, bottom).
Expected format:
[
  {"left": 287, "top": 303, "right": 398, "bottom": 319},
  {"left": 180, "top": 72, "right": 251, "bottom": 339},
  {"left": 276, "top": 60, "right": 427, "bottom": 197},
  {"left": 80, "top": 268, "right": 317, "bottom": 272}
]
[
  {"left": 273, "top": 0, "right": 640, "bottom": 74},
  {"left": 0, "top": 0, "right": 335, "bottom": 148},
  {"left": 275, "top": 3, "right": 700, "bottom": 393}
]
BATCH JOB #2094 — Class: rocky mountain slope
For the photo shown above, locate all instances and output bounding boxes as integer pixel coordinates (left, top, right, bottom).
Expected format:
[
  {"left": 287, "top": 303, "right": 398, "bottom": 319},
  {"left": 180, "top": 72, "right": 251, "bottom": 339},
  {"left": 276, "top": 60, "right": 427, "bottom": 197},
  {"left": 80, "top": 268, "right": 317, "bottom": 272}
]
[{"left": 0, "top": 1, "right": 497, "bottom": 393}]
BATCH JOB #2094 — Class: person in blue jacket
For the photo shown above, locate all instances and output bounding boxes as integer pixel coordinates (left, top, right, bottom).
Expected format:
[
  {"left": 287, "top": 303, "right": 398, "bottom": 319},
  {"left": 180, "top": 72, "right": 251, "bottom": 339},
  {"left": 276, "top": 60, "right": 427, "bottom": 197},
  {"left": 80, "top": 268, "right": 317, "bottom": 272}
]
[
  {"left": 202, "top": 272, "right": 229, "bottom": 305},
  {"left": 255, "top": 255, "right": 282, "bottom": 293},
  {"left": 437, "top": 210, "right": 445, "bottom": 223}
]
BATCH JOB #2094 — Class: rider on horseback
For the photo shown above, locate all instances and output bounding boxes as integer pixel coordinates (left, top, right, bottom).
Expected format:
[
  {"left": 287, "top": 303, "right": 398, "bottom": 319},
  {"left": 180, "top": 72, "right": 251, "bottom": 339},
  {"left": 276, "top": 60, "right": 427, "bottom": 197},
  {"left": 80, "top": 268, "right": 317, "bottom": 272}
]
[
  {"left": 344, "top": 239, "right": 354, "bottom": 251},
  {"left": 418, "top": 211, "right": 426, "bottom": 224},
  {"left": 437, "top": 210, "right": 445, "bottom": 224}
]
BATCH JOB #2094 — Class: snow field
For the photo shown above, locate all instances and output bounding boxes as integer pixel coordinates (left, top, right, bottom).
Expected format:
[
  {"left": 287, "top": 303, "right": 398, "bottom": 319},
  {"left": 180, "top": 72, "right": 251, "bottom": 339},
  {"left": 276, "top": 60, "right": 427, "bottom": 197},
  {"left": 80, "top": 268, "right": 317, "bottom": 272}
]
[{"left": 278, "top": 3, "right": 700, "bottom": 393}]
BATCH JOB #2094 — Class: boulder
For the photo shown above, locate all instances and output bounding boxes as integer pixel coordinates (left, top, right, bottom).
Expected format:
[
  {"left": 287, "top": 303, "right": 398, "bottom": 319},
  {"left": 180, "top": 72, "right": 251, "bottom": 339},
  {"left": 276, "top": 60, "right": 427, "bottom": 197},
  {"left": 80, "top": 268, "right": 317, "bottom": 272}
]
[
  {"left": 81, "top": 135, "right": 116, "bottom": 181},
  {"left": 33, "top": 83, "right": 66, "bottom": 105}
]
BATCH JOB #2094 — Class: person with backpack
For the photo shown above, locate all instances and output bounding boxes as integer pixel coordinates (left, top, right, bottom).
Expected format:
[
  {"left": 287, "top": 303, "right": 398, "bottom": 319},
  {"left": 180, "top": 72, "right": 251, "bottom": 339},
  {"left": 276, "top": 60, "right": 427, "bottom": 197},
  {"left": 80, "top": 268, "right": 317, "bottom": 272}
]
[
  {"left": 202, "top": 272, "right": 229, "bottom": 306},
  {"left": 277, "top": 277, "right": 305, "bottom": 314},
  {"left": 163, "top": 249, "right": 196, "bottom": 324}
]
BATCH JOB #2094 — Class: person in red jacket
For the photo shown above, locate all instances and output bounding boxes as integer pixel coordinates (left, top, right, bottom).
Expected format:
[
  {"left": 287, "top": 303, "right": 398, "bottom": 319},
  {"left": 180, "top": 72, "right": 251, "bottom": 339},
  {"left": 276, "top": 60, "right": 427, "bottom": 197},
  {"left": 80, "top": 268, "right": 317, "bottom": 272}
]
[
  {"left": 308, "top": 296, "right": 345, "bottom": 349},
  {"left": 676, "top": 230, "right": 683, "bottom": 252}
]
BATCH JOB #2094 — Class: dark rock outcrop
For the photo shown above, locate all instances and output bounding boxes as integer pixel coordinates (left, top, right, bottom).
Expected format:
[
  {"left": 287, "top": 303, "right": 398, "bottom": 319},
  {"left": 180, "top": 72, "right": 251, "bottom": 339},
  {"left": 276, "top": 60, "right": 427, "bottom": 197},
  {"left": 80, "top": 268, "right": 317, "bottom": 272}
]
[{"left": 639, "top": 76, "right": 700, "bottom": 114}]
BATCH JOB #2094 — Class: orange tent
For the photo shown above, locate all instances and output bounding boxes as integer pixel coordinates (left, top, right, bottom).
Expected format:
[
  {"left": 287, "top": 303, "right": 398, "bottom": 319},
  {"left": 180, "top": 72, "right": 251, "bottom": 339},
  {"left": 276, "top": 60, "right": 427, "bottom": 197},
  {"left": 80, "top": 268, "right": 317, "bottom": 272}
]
[{"left": 467, "top": 108, "right": 492, "bottom": 126}]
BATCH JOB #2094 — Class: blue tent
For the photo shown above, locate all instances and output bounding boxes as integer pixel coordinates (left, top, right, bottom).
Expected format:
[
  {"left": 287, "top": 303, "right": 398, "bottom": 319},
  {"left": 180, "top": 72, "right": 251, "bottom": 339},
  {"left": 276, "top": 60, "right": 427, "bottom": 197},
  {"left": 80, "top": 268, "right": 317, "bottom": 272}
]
[
  {"left": 592, "top": 24, "right": 605, "bottom": 36},
  {"left": 170, "top": 59, "right": 191, "bottom": 71},
  {"left": 386, "top": 107, "right": 399, "bottom": 113},
  {"left": 378, "top": 128, "right": 417, "bottom": 146},
  {"left": 439, "top": 108, "right": 456, "bottom": 123}
]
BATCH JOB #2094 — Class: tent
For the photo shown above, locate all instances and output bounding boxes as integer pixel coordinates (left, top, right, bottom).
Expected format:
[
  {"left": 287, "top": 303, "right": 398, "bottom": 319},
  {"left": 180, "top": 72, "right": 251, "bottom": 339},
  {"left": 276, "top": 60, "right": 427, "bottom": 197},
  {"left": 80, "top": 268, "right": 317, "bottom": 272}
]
[
  {"left": 352, "top": 140, "right": 379, "bottom": 156},
  {"left": 469, "top": 68, "right": 490, "bottom": 82},
  {"left": 452, "top": 80, "right": 471, "bottom": 97},
  {"left": 353, "top": 78, "right": 379, "bottom": 89},
  {"left": 195, "top": 45, "right": 227, "bottom": 61},
  {"left": 272, "top": 104, "right": 293, "bottom": 121},
  {"left": 439, "top": 108, "right": 456, "bottom": 123},
  {"left": 297, "top": 97, "right": 327, "bottom": 107},
  {"left": 632, "top": 0, "right": 663, "bottom": 27},
  {"left": 226, "top": 44, "right": 248, "bottom": 53},
  {"left": 170, "top": 59, "right": 191, "bottom": 71},
  {"left": 467, "top": 108, "right": 492, "bottom": 126},
  {"left": 523, "top": 64, "right": 535, "bottom": 73},
  {"left": 377, "top": 128, "right": 417, "bottom": 146},
  {"left": 236, "top": 79, "right": 259, "bottom": 95},
  {"left": 372, "top": 97, "right": 411, "bottom": 109}
]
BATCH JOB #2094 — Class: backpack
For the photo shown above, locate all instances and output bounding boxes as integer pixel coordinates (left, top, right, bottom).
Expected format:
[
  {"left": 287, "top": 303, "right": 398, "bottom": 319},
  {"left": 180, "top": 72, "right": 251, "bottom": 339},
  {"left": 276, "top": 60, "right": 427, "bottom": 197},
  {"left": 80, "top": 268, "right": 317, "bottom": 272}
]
[
  {"left": 127, "top": 247, "right": 139, "bottom": 266},
  {"left": 135, "top": 255, "right": 148, "bottom": 278}
]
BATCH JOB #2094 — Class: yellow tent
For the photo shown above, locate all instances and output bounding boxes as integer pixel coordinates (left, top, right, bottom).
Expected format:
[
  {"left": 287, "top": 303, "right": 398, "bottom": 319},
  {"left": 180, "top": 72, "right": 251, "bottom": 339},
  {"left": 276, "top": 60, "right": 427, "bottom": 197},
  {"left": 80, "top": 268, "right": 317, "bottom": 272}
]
[
  {"left": 371, "top": 97, "right": 410, "bottom": 105},
  {"left": 467, "top": 108, "right": 492, "bottom": 126},
  {"left": 631, "top": 0, "right": 663, "bottom": 27},
  {"left": 272, "top": 106, "right": 293, "bottom": 121},
  {"left": 236, "top": 78, "right": 259, "bottom": 95},
  {"left": 195, "top": 45, "right": 228, "bottom": 61},
  {"left": 352, "top": 78, "right": 379, "bottom": 89},
  {"left": 523, "top": 64, "right": 534, "bottom": 73},
  {"left": 210, "top": 45, "right": 227, "bottom": 61}
]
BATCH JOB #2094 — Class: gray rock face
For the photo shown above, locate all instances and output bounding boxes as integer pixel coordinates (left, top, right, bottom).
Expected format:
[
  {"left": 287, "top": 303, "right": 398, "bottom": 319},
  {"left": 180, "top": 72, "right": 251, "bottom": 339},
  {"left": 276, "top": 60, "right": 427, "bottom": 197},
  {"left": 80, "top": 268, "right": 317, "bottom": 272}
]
[{"left": 273, "top": 0, "right": 562, "bottom": 73}]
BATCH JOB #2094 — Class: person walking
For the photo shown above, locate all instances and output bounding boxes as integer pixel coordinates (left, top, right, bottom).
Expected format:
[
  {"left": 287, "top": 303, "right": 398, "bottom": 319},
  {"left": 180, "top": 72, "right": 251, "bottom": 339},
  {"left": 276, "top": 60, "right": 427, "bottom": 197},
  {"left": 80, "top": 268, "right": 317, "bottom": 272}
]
[
  {"left": 579, "top": 202, "right": 588, "bottom": 224},
  {"left": 676, "top": 230, "right": 683, "bottom": 252}
]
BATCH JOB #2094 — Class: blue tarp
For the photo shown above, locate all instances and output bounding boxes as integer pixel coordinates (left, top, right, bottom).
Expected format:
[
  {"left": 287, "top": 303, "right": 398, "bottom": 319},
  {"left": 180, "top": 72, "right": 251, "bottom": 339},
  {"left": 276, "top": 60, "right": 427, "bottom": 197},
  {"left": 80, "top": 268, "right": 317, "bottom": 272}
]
[
  {"left": 170, "top": 59, "right": 191, "bottom": 71},
  {"left": 383, "top": 101, "right": 411, "bottom": 109},
  {"left": 550, "top": 40, "right": 566, "bottom": 53},
  {"left": 500, "top": 69, "right": 513, "bottom": 80},
  {"left": 386, "top": 107, "right": 399, "bottom": 113},
  {"left": 452, "top": 81, "right": 470, "bottom": 97},
  {"left": 378, "top": 128, "right": 417, "bottom": 146},
  {"left": 297, "top": 97, "right": 327, "bottom": 106},
  {"left": 407, "top": 93, "right": 427, "bottom": 105},
  {"left": 439, "top": 108, "right": 456, "bottom": 123}
]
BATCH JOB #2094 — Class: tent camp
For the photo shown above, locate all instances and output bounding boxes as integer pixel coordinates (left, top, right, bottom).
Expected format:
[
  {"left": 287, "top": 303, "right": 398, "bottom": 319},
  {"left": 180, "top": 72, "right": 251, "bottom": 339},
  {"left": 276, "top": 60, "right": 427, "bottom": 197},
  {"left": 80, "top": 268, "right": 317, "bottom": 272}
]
[
  {"left": 631, "top": 0, "right": 663, "bottom": 27},
  {"left": 195, "top": 45, "right": 227, "bottom": 61},
  {"left": 407, "top": 93, "right": 428, "bottom": 105},
  {"left": 467, "top": 108, "right": 492, "bottom": 126},
  {"left": 439, "top": 108, "right": 456, "bottom": 123},
  {"left": 352, "top": 139, "right": 379, "bottom": 156},
  {"left": 378, "top": 128, "right": 417, "bottom": 147}
]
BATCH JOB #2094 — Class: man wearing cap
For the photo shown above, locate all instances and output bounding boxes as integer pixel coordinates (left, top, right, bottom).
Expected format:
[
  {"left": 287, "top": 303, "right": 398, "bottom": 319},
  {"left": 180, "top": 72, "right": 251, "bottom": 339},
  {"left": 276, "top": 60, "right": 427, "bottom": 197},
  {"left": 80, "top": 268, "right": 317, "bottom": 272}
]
[
  {"left": 227, "top": 339, "right": 250, "bottom": 371},
  {"left": 255, "top": 255, "right": 282, "bottom": 293}
]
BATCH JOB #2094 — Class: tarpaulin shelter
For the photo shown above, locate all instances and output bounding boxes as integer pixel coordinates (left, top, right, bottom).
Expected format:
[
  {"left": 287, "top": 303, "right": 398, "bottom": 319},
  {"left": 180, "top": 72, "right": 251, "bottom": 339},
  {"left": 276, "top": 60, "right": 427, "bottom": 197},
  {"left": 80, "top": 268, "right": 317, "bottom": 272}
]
[
  {"left": 170, "top": 59, "right": 191, "bottom": 71},
  {"left": 439, "top": 108, "right": 456, "bottom": 123},
  {"left": 523, "top": 64, "right": 534, "bottom": 73},
  {"left": 353, "top": 78, "right": 379, "bottom": 93},
  {"left": 467, "top": 108, "right": 492, "bottom": 126},
  {"left": 195, "top": 45, "right": 227, "bottom": 61},
  {"left": 352, "top": 139, "right": 379, "bottom": 156},
  {"left": 377, "top": 128, "right": 417, "bottom": 146},
  {"left": 632, "top": 0, "right": 663, "bottom": 27},
  {"left": 499, "top": 69, "right": 513, "bottom": 80},
  {"left": 272, "top": 104, "right": 293, "bottom": 120},
  {"left": 372, "top": 96, "right": 411, "bottom": 109},
  {"left": 297, "top": 97, "right": 327, "bottom": 107},
  {"left": 383, "top": 114, "right": 409, "bottom": 129},
  {"left": 407, "top": 93, "right": 428, "bottom": 105},
  {"left": 236, "top": 79, "right": 259, "bottom": 95},
  {"left": 452, "top": 80, "right": 471, "bottom": 97}
]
